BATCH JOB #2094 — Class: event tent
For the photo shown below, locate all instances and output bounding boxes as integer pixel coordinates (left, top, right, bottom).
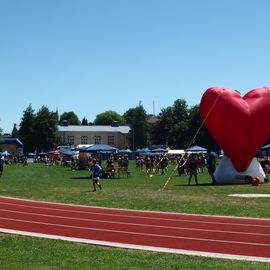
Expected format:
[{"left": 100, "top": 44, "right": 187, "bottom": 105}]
[
  {"left": 135, "top": 148, "right": 151, "bottom": 153},
  {"left": 167, "top": 149, "right": 185, "bottom": 155},
  {"left": 151, "top": 148, "right": 168, "bottom": 153},
  {"left": 85, "top": 144, "right": 118, "bottom": 152},
  {"left": 186, "top": 145, "right": 207, "bottom": 153}
]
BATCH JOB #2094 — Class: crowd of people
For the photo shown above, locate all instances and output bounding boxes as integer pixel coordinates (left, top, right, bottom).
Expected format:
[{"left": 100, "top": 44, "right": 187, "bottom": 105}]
[
  {"left": 135, "top": 151, "right": 217, "bottom": 185},
  {"left": 0, "top": 149, "right": 218, "bottom": 187}
]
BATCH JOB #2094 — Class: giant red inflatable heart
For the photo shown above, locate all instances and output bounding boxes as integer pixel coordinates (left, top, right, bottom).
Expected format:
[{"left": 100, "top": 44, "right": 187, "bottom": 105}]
[{"left": 200, "top": 87, "right": 270, "bottom": 172}]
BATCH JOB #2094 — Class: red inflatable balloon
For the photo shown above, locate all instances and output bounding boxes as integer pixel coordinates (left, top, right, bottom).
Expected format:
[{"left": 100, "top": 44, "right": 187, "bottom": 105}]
[{"left": 200, "top": 87, "right": 270, "bottom": 172}]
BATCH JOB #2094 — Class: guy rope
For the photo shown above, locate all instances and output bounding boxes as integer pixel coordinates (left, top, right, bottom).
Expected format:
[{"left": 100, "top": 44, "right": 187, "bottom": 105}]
[{"left": 159, "top": 92, "right": 222, "bottom": 191}]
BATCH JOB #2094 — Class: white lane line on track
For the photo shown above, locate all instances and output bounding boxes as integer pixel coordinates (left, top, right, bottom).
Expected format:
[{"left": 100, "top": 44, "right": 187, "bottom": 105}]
[
  {"left": 1, "top": 195, "right": 270, "bottom": 221},
  {"left": 1, "top": 216, "right": 270, "bottom": 247},
  {"left": 1, "top": 201, "right": 269, "bottom": 229},
  {"left": 1, "top": 208, "right": 270, "bottom": 238},
  {"left": 1, "top": 228, "right": 270, "bottom": 263}
]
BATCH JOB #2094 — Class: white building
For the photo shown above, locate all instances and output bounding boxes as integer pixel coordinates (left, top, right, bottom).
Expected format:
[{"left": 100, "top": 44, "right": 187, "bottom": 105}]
[{"left": 57, "top": 125, "right": 131, "bottom": 149}]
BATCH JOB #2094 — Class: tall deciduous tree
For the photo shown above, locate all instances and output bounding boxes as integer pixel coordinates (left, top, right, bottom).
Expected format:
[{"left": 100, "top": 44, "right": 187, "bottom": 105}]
[
  {"left": 33, "top": 106, "right": 59, "bottom": 151},
  {"left": 123, "top": 105, "right": 148, "bottom": 150},
  {"left": 184, "top": 105, "right": 219, "bottom": 151},
  {"left": 94, "top": 111, "right": 125, "bottom": 125},
  {"left": 18, "top": 105, "right": 36, "bottom": 153},
  {"left": 18, "top": 105, "right": 59, "bottom": 153},
  {"left": 81, "top": 117, "right": 88, "bottom": 125},
  {"left": 172, "top": 99, "right": 189, "bottom": 148},
  {"left": 59, "top": 112, "right": 80, "bottom": 125},
  {"left": 150, "top": 107, "right": 174, "bottom": 147},
  {"left": 150, "top": 99, "right": 189, "bottom": 148}
]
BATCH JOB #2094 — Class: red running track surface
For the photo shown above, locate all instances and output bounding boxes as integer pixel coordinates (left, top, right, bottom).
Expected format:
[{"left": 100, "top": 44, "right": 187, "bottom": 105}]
[{"left": 0, "top": 196, "right": 270, "bottom": 262}]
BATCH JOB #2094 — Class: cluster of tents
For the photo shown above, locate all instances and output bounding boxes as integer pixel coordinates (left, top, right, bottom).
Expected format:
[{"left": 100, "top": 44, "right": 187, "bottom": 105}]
[
  {"left": 135, "top": 145, "right": 208, "bottom": 155},
  {"left": 29, "top": 144, "right": 210, "bottom": 159},
  {"left": 0, "top": 144, "right": 210, "bottom": 159}
]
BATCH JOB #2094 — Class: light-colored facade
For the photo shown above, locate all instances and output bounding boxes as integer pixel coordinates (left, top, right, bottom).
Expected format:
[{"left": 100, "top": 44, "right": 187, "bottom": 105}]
[{"left": 57, "top": 125, "right": 131, "bottom": 149}]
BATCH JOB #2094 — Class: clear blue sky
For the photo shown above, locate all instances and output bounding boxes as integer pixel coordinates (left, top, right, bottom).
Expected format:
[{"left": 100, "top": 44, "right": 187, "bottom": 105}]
[{"left": 1, "top": 0, "right": 270, "bottom": 133}]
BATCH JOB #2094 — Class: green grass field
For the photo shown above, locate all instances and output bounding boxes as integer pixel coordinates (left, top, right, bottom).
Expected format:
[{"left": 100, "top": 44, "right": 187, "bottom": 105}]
[{"left": 0, "top": 161, "right": 270, "bottom": 269}]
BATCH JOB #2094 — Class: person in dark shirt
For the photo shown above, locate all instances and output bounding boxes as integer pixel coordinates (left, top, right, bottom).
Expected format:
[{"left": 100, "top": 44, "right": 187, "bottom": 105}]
[
  {"left": 90, "top": 159, "right": 102, "bottom": 192},
  {"left": 187, "top": 154, "right": 198, "bottom": 185},
  {"left": 207, "top": 150, "right": 217, "bottom": 184}
]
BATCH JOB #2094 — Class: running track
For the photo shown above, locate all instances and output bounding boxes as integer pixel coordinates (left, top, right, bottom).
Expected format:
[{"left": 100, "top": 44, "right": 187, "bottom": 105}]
[{"left": 0, "top": 196, "right": 270, "bottom": 263}]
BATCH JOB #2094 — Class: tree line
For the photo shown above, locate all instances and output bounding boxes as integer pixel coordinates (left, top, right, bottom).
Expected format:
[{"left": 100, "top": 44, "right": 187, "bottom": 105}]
[{"left": 4, "top": 99, "right": 219, "bottom": 153}]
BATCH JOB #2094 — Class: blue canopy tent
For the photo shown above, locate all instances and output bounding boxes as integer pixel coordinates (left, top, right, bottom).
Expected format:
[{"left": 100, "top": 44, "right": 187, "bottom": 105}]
[
  {"left": 261, "top": 144, "right": 270, "bottom": 150},
  {"left": 61, "top": 149, "right": 76, "bottom": 156},
  {"left": 77, "top": 144, "right": 118, "bottom": 168},
  {"left": 135, "top": 148, "right": 150, "bottom": 154},
  {"left": 118, "top": 149, "right": 133, "bottom": 153},
  {"left": 260, "top": 144, "right": 270, "bottom": 157},
  {"left": 151, "top": 148, "right": 168, "bottom": 153},
  {"left": 186, "top": 145, "right": 207, "bottom": 153},
  {"left": 85, "top": 144, "right": 118, "bottom": 152}
]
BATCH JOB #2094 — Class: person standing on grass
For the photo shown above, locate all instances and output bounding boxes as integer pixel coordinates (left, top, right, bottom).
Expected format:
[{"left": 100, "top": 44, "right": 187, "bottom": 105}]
[
  {"left": 0, "top": 155, "right": 5, "bottom": 177},
  {"left": 187, "top": 153, "right": 199, "bottom": 185},
  {"left": 90, "top": 158, "right": 102, "bottom": 192},
  {"left": 207, "top": 150, "right": 217, "bottom": 184}
]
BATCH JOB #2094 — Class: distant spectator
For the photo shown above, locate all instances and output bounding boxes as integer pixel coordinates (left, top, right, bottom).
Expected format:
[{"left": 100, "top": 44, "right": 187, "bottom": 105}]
[
  {"left": 187, "top": 153, "right": 199, "bottom": 185},
  {"left": 177, "top": 154, "right": 188, "bottom": 176},
  {"left": 0, "top": 155, "right": 4, "bottom": 177}
]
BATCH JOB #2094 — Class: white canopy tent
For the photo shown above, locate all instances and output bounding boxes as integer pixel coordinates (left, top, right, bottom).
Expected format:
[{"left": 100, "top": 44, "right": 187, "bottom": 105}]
[{"left": 167, "top": 149, "right": 185, "bottom": 155}]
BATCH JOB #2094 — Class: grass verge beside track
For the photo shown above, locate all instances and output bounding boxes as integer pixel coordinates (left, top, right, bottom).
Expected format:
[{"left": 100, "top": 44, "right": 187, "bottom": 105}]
[{"left": 0, "top": 161, "right": 269, "bottom": 269}]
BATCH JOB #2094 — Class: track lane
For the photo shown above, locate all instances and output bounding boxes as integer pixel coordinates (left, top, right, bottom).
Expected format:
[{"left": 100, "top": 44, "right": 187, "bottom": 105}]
[
  {"left": 0, "top": 209, "right": 270, "bottom": 245},
  {"left": 0, "top": 196, "right": 270, "bottom": 262}
]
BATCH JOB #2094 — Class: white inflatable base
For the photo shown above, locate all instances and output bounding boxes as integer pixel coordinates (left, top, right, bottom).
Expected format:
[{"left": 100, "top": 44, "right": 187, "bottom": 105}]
[{"left": 214, "top": 156, "right": 266, "bottom": 184}]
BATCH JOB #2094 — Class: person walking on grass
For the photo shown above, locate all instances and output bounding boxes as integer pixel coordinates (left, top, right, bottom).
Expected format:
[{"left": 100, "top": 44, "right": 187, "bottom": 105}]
[{"left": 90, "top": 158, "right": 102, "bottom": 192}]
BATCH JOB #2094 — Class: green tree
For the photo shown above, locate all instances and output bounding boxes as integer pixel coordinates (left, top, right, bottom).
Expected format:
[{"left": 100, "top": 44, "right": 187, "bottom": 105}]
[
  {"left": 18, "top": 105, "right": 36, "bottom": 153},
  {"left": 150, "top": 107, "right": 174, "bottom": 147},
  {"left": 94, "top": 111, "right": 126, "bottom": 125},
  {"left": 33, "top": 106, "right": 59, "bottom": 152},
  {"left": 123, "top": 106, "right": 148, "bottom": 150},
  {"left": 59, "top": 112, "right": 80, "bottom": 125},
  {"left": 184, "top": 105, "right": 219, "bottom": 151},
  {"left": 81, "top": 117, "right": 88, "bottom": 125},
  {"left": 172, "top": 99, "right": 189, "bottom": 123},
  {"left": 171, "top": 99, "right": 189, "bottom": 148},
  {"left": 150, "top": 99, "right": 191, "bottom": 148}
]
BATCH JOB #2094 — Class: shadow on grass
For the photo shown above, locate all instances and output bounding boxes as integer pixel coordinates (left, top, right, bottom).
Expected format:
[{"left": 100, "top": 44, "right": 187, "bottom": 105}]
[
  {"left": 175, "top": 183, "right": 214, "bottom": 187},
  {"left": 70, "top": 176, "right": 90, "bottom": 180},
  {"left": 80, "top": 190, "right": 92, "bottom": 193},
  {"left": 175, "top": 182, "right": 253, "bottom": 187}
]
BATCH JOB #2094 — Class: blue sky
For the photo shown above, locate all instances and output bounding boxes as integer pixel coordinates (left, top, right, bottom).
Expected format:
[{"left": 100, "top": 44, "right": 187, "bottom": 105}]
[{"left": 1, "top": 0, "right": 270, "bottom": 133}]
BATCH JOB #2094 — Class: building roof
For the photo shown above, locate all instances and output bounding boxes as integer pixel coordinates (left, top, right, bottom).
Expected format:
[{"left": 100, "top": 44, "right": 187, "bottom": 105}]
[
  {"left": 0, "top": 138, "right": 23, "bottom": 148},
  {"left": 147, "top": 115, "right": 158, "bottom": 124},
  {"left": 58, "top": 125, "right": 131, "bottom": 134}
]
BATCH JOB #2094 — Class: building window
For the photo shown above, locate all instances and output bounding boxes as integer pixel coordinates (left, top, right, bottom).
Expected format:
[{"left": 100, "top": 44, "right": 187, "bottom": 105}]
[
  {"left": 95, "top": 136, "right": 101, "bottom": 144},
  {"left": 108, "top": 136, "right": 114, "bottom": 146},
  {"left": 81, "top": 136, "right": 88, "bottom": 144},
  {"left": 67, "top": 136, "right": 74, "bottom": 145}
]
